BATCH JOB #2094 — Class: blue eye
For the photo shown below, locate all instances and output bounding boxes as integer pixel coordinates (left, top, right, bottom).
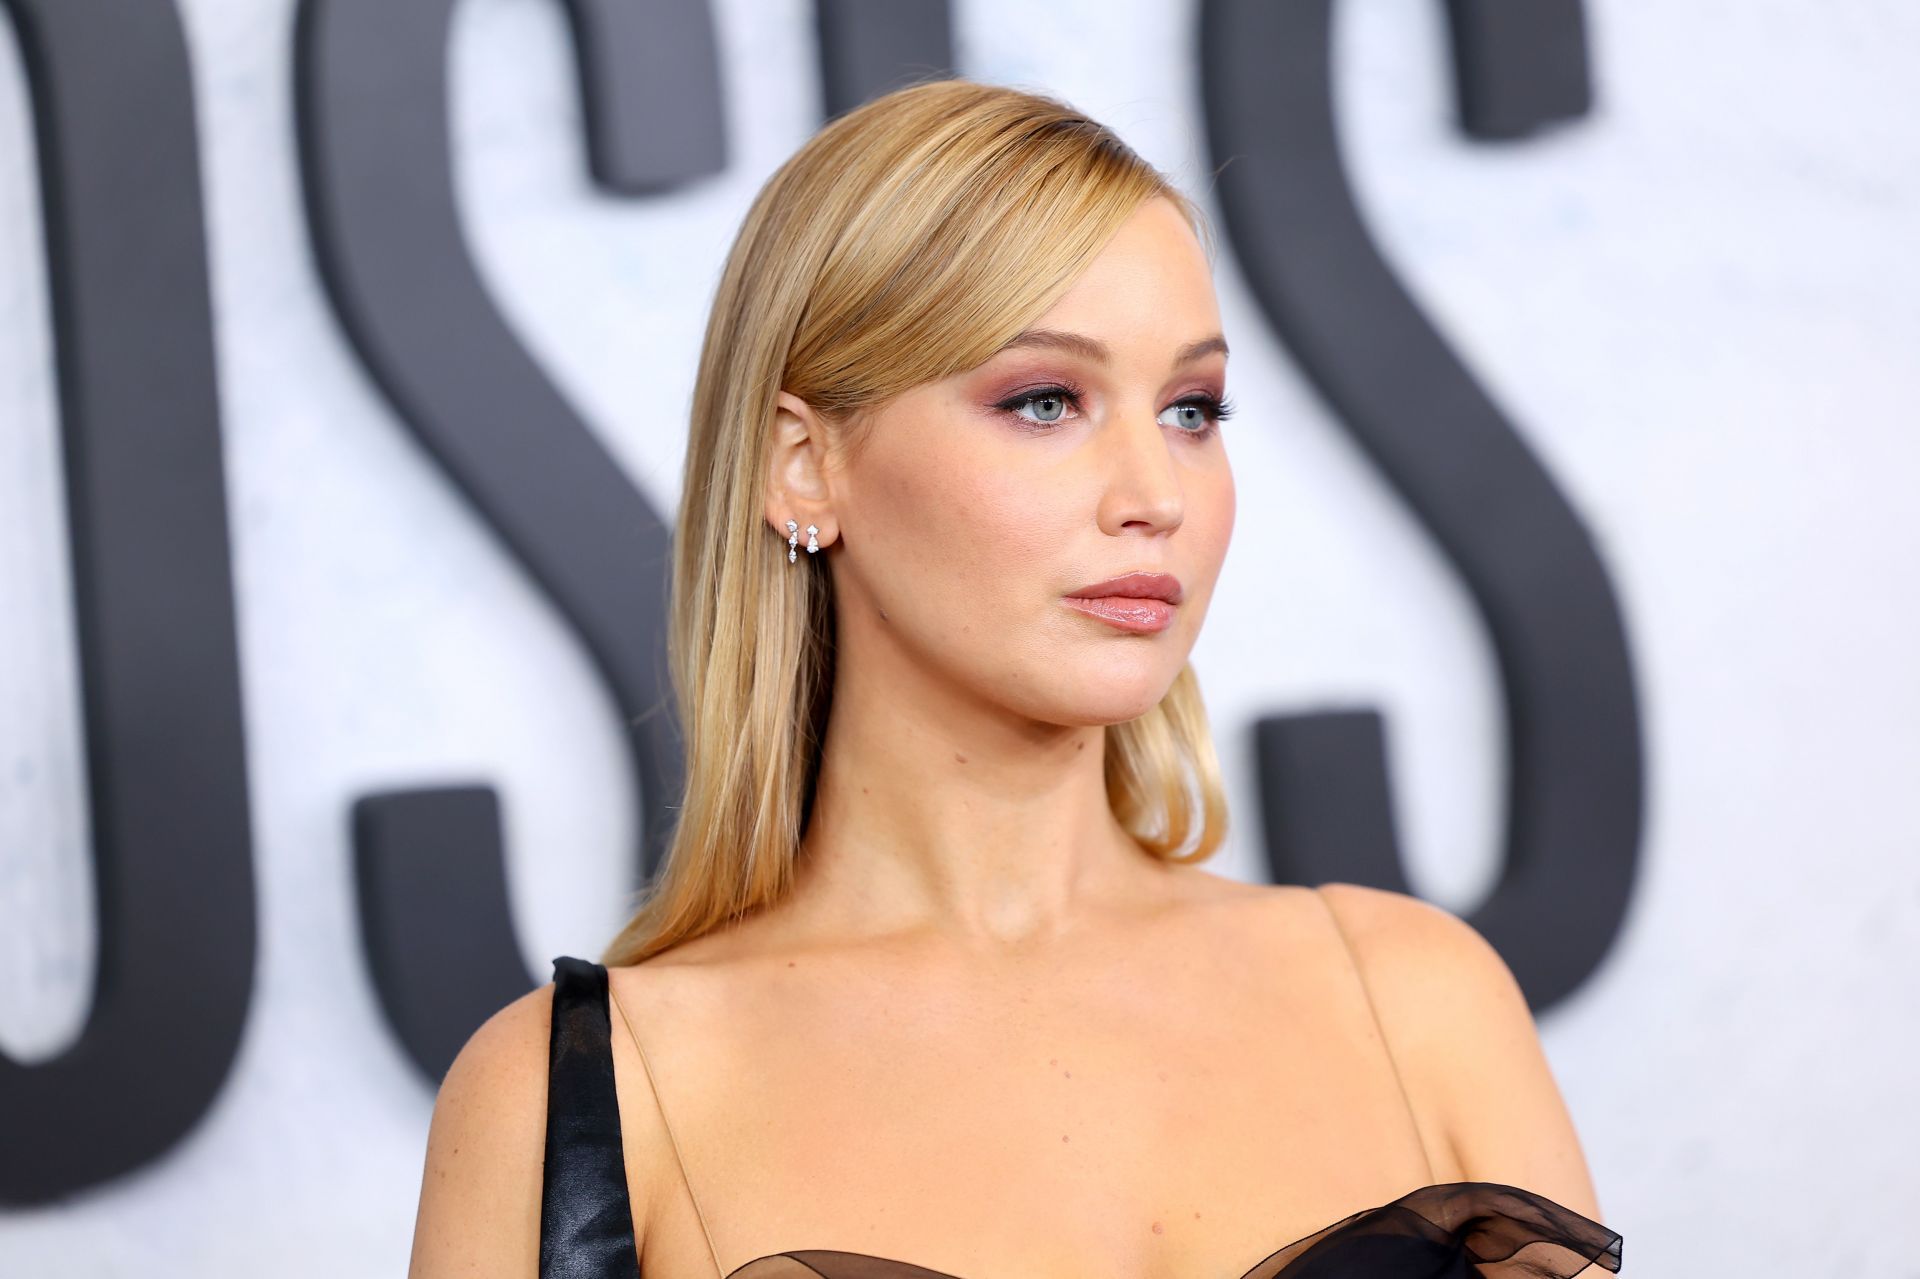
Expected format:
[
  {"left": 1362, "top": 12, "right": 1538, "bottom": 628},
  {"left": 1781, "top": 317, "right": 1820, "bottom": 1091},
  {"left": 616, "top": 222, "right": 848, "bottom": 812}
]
[
  {"left": 1020, "top": 392, "right": 1071, "bottom": 423},
  {"left": 996, "top": 387, "right": 1080, "bottom": 426},
  {"left": 1160, "top": 394, "right": 1235, "bottom": 437}
]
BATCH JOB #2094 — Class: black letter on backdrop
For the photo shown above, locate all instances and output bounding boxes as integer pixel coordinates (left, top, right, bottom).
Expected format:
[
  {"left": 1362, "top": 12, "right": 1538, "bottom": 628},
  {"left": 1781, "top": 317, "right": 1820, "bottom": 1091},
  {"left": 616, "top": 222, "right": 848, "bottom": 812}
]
[
  {"left": 815, "top": 0, "right": 954, "bottom": 119},
  {"left": 294, "top": 0, "right": 723, "bottom": 1081},
  {"left": 1202, "top": 0, "right": 1640, "bottom": 1010},
  {"left": 0, "top": 0, "right": 257, "bottom": 1204}
]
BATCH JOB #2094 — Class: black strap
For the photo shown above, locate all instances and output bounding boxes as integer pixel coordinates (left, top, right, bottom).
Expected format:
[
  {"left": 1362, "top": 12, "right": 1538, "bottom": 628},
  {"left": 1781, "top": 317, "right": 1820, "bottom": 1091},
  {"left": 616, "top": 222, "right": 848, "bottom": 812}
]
[{"left": 540, "top": 956, "right": 643, "bottom": 1278}]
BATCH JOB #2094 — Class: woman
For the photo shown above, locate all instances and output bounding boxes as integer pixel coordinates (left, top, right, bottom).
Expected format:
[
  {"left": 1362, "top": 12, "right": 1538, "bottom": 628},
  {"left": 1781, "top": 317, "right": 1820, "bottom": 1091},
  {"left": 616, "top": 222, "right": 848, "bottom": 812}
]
[{"left": 407, "top": 79, "right": 1623, "bottom": 1278}]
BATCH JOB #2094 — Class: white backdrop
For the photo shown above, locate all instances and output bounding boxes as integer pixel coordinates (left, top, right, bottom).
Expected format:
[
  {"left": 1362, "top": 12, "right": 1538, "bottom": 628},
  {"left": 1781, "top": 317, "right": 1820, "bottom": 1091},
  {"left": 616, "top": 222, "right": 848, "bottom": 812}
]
[{"left": 3, "top": 0, "right": 1916, "bottom": 1273}]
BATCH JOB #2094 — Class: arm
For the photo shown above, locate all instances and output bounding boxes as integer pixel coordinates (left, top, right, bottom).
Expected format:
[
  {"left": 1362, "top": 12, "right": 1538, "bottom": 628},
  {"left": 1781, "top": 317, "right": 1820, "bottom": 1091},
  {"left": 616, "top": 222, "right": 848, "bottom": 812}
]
[
  {"left": 1315, "top": 881, "right": 1607, "bottom": 1224},
  {"left": 407, "top": 983, "right": 555, "bottom": 1277}
]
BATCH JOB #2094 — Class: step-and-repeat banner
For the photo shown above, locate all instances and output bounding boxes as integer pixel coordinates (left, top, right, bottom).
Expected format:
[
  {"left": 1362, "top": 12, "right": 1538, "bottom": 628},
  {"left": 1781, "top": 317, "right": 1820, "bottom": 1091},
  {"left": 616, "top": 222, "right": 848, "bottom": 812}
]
[{"left": 3, "top": 0, "right": 1915, "bottom": 1271}]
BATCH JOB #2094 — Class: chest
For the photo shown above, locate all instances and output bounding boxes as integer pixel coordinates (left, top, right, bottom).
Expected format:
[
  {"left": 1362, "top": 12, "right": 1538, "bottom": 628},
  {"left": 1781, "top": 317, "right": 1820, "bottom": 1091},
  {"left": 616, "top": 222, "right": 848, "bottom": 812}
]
[{"left": 621, "top": 947, "right": 1444, "bottom": 1279}]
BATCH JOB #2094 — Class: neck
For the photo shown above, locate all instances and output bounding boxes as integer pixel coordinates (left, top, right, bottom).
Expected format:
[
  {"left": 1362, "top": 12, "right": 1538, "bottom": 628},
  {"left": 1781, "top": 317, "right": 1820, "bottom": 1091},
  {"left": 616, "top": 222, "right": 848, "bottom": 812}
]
[{"left": 782, "top": 625, "right": 1164, "bottom": 950}]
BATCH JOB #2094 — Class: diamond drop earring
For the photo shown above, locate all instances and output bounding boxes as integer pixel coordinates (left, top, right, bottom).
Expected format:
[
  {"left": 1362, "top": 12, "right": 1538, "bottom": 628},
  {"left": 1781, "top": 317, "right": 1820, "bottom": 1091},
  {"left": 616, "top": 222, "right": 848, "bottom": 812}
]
[{"left": 785, "top": 520, "right": 819, "bottom": 564}]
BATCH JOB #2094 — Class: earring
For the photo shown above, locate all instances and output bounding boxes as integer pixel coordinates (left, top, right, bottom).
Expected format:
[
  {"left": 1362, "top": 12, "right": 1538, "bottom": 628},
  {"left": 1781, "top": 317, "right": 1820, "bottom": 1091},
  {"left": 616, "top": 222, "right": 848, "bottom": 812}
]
[{"left": 785, "top": 519, "right": 822, "bottom": 564}]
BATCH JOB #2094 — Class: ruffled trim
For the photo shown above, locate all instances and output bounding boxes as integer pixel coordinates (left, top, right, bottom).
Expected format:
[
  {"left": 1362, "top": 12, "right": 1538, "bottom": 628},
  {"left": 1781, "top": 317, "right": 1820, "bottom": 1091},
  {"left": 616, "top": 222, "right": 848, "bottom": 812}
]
[{"left": 1240, "top": 1180, "right": 1624, "bottom": 1278}]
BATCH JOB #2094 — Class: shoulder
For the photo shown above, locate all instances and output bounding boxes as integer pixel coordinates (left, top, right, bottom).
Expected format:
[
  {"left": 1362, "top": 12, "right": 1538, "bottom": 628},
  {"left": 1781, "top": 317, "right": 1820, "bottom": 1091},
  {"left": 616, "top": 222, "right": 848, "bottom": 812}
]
[
  {"left": 1305, "top": 880, "right": 1531, "bottom": 1098},
  {"left": 1228, "top": 880, "right": 1529, "bottom": 1091},
  {"left": 407, "top": 982, "right": 555, "bottom": 1277},
  {"left": 1306, "top": 882, "right": 1534, "bottom": 1087},
  {"left": 1193, "top": 876, "right": 1527, "bottom": 1066},
  {"left": 1311, "top": 880, "right": 1517, "bottom": 1006},
  {"left": 1309, "top": 882, "right": 1605, "bottom": 1221},
  {"left": 1178, "top": 874, "right": 1518, "bottom": 1014}
]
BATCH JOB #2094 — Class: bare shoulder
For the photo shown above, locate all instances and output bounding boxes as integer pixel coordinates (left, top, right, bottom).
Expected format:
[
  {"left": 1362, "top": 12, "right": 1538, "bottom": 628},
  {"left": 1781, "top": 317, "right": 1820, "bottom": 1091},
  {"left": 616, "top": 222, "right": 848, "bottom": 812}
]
[
  {"left": 1307, "top": 881, "right": 1527, "bottom": 1076},
  {"left": 1312, "top": 880, "right": 1507, "bottom": 993},
  {"left": 407, "top": 981, "right": 555, "bottom": 1278},
  {"left": 1311, "top": 882, "right": 1608, "bottom": 1224}
]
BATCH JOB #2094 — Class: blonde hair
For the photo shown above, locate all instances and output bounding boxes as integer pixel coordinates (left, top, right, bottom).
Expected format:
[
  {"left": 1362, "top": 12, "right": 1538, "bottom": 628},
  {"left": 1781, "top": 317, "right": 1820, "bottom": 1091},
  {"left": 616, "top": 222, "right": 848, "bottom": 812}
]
[{"left": 601, "top": 77, "right": 1228, "bottom": 967}]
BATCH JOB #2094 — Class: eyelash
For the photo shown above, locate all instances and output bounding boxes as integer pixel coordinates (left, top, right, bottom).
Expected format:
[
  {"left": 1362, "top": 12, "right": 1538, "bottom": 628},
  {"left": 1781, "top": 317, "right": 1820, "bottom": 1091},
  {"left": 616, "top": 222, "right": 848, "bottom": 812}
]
[{"left": 992, "top": 383, "right": 1235, "bottom": 439}]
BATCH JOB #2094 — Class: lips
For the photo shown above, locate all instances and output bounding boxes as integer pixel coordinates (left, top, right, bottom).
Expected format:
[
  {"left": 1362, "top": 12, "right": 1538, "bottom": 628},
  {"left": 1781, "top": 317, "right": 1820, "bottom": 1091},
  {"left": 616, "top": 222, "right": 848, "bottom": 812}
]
[
  {"left": 1065, "top": 571, "right": 1184, "bottom": 604},
  {"left": 1062, "top": 571, "right": 1184, "bottom": 634}
]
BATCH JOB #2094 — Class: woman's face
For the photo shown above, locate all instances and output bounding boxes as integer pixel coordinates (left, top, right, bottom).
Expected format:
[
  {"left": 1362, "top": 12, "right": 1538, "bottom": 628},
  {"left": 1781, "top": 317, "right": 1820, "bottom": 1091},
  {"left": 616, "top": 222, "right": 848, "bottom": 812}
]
[{"left": 771, "top": 193, "right": 1236, "bottom": 726}]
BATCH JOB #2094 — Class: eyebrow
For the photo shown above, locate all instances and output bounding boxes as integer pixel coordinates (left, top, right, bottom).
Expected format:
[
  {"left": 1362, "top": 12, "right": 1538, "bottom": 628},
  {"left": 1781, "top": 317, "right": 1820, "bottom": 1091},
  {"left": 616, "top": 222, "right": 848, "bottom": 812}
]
[{"left": 997, "top": 327, "right": 1229, "bottom": 367}]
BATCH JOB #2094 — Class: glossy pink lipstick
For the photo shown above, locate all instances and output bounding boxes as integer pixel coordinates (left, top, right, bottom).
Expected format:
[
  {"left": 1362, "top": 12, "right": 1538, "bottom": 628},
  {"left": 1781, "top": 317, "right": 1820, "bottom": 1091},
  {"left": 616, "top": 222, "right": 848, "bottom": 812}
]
[{"left": 1062, "top": 571, "right": 1184, "bottom": 634}]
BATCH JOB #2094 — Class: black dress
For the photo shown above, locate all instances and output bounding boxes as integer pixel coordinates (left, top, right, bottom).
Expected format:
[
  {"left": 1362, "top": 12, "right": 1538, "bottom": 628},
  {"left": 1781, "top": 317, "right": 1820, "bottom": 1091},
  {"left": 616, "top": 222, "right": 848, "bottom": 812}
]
[{"left": 538, "top": 955, "right": 1624, "bottom": 1278}]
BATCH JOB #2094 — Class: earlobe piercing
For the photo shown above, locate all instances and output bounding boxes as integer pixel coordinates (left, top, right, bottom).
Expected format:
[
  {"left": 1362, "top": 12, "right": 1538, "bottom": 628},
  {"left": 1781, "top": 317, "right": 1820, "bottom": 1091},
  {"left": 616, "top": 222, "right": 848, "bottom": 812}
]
[{"left": 785, "top": 520, "right": 820, "bottom": 563}]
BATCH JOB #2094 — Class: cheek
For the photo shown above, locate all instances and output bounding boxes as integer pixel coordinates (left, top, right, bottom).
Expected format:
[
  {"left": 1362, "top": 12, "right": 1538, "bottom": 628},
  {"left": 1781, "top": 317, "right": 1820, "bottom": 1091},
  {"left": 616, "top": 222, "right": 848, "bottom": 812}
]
[
  {"left": 858, "top": 430, "right": 1066, "bottom": 598},
  {"left": 1175, "top": 458, "right": 1236, "bottom": 616},
  {"left": 1198, "top": 463, "right": 1236, "bottom": 559},
  {"left": 953, "top": 470, "right": 1065, "bottom": 593}
]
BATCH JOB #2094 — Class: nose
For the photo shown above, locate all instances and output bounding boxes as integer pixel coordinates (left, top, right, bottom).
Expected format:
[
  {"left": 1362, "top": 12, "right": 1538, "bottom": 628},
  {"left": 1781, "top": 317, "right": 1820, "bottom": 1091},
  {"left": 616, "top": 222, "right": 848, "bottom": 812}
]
[{"left": 1096, "top": 402, "right": 1185, "bottom": 536}]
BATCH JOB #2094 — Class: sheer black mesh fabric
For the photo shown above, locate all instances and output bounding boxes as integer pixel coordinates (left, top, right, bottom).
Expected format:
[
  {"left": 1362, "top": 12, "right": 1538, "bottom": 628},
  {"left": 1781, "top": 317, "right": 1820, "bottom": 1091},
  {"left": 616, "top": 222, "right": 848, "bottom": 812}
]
[{"left": 541, "top": 957, "right": 1624, "bottom": 1279}]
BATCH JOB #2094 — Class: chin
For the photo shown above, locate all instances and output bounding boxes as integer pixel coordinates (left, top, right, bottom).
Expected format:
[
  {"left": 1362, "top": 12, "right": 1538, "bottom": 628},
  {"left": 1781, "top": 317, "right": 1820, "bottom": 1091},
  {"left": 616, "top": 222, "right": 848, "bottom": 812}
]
[{"left": 1048, "top": 669, "right": 1181, "bottom": 725}]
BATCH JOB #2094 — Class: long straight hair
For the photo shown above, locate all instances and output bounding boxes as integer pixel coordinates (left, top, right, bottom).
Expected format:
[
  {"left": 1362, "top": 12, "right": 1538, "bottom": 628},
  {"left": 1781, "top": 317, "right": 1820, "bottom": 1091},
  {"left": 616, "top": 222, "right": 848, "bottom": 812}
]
[{"left": 601, "top": 78, "right": 1228, "bottom": 967}]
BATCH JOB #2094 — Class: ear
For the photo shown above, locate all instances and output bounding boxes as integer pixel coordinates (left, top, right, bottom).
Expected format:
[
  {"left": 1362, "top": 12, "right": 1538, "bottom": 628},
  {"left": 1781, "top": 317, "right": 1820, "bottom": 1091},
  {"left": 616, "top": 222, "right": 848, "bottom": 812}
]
[{"left": 762, "top": 390, "right": 838, "bottom": 550}]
